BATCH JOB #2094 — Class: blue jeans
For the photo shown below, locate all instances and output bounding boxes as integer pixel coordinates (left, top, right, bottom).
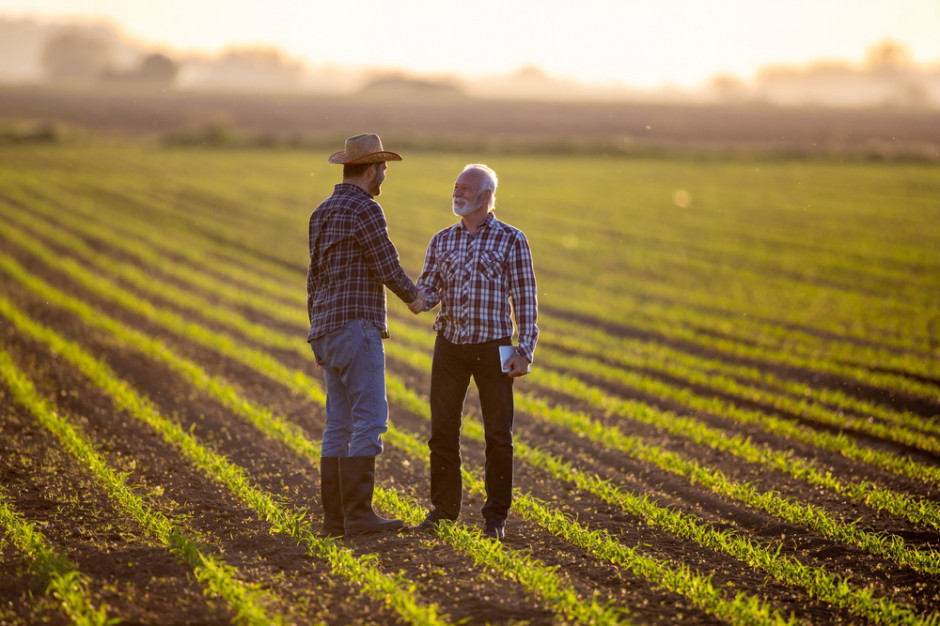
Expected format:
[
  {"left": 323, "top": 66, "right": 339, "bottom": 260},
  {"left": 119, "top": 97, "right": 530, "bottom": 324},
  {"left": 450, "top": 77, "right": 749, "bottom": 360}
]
[{"left": 310, "top": 319, "right": 389, "bottom": 457}]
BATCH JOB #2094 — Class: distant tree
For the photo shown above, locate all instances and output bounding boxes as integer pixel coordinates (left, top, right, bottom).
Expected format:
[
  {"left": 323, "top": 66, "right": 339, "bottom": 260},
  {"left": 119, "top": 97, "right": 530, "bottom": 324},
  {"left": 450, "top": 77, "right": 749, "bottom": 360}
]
[
  {"left": 137, "top": 53, "right": 178, "bottom": 84},
  {"left": 41, "top": 30, "right": 111, "bottom": 81},
  {"left": 864, "top": 40, "right": 929, "bottom": 107},
  {"left": 865, "top": 40, "right": 912, "bottom": 73}
]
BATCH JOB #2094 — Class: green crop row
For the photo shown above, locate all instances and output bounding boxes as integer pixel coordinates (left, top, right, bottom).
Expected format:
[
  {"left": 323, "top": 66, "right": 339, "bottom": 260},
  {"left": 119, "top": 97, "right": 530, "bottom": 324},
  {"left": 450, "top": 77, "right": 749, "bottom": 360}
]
[
  {"left": 26, "top": 164, "right": 938, "bottom": 416},
  {"left": 3, "top": 222, "right": 935, "bottom": 625},
  {"left": 40, "top": 150, "right": 938, "bottom": 358},
  {"left": 0, "top": 250, "right": 625, "bottom": 623},
  {"left": 0, "top": 225, "right": 635, "bottom": 622},
  {"left": 0, "top": 294, "right": 444, "bottom": 626},
  {"left": 0, "top": 228, "right": 793, "bottom": 625},
  {"left": 3, "top": 155, "right": 937, "bottom": 391},
  {"left": 523, "top": 445, "right": 938, "bottom": 626},
  {"left": 542, "top": 315, "right": 940, "bottom": 443},
  {"left": 528, "top": 364, "right": 940, "bottom": 530},
  {"left": 4, "top": 193, "right": 936, "bottom": 508},
  {"left": 387, "top": 308, "right": 940, "bottom": 491},
  {"left": 382, "top": 317, "right": 940, "bottom": 532},
  {"left": 384, "top": 322, "right": 940, "bottom": 573},
  {"left": 533, "top": 339, "right": 940, "bottom": 469},
  {"left": 5, "top": 198, "right": 936, "bottom": 569},
  {"left": 0, "top": 350, "right": 286, "bottom": 625},
  {"left": 545, "top": 282, "right": 939, "bottom": 402},
  {"left": 4, "top": 189, "right": 935, "bottom": 506},
  {"left": 4, "top": 191, "right": 936, "bottom": 559},
  {"left": 0, "top": 483, "right": 115, "bottom": 626},
  {"left": 383, "top": 401, "right": 789, "bottom": 625},
  {"left": 538, "top": 347, "right": 940, "bottom": 481}
]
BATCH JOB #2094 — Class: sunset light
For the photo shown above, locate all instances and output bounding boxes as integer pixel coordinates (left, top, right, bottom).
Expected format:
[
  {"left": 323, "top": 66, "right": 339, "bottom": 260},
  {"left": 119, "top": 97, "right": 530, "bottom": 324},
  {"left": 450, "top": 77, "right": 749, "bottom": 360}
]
[{"left": 2, "top": 0, "right": 939, "bottom": 89}]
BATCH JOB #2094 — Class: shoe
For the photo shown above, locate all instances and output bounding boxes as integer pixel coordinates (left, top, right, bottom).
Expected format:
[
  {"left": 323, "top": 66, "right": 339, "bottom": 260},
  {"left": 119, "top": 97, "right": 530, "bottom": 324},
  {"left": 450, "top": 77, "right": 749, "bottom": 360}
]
[
  {"left": 483, "top": 519, "right": 505, "bottom": 542},
  {"left": 413, "top": 510, "right": 452, "bottom": 534},
  {"left": 339, "top": 456, "right": 403, "bottom": 535}
]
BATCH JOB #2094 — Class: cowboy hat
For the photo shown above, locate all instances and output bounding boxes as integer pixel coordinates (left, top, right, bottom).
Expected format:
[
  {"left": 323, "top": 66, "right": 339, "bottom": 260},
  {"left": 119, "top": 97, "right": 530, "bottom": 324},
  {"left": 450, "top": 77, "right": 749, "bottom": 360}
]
[{"left": 328, "top": 133, "right": 402, "bottom": 164}]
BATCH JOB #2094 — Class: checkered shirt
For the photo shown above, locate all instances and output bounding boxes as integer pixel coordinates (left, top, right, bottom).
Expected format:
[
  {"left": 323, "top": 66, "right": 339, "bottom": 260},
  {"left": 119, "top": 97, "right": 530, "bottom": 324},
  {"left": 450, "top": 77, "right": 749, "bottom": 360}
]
[
  {"left": 417, "top": 213, "right": 539, "bottom": 362},
  {"left": 306, "top": 184, "right": 417, "bottom": 341}
]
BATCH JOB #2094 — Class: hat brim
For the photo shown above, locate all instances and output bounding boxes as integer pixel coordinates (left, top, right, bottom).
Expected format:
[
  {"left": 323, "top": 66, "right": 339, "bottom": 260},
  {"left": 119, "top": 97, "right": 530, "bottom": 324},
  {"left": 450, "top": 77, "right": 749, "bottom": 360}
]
[{"left": 328, "top": 150, "right": 403, "bottom": 164}]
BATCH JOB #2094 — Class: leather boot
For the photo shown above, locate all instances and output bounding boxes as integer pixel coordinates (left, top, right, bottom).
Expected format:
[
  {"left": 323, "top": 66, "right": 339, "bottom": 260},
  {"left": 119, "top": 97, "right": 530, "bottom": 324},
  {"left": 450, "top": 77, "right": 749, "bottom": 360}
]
[
  {"left": 320, "top": 456, "right": 344, "bottom": 537},
  {"left": 339, "top": 456, "right": 403, "bottom": 535}
]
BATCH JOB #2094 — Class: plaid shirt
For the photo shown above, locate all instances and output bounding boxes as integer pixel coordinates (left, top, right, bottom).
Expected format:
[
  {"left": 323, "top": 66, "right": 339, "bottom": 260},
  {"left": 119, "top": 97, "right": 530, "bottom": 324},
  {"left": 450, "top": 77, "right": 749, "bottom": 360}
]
[
  {"left": 417, "top": 213, "right": 539, "bottom": 362},
  {"left": 306, "top": 184, "right": 417, "bottom": 341}
]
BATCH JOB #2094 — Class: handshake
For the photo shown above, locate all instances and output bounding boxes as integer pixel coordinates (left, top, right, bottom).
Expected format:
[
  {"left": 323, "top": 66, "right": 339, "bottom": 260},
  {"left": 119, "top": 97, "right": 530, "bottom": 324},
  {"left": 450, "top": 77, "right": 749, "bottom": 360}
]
[{"left": 407, "top": 289, "right": 426, "bottom": 315}]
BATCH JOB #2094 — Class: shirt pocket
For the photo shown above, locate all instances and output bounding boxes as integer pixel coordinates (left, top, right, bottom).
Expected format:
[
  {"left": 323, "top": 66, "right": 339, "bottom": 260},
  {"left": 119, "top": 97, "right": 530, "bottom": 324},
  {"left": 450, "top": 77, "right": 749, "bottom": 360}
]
[
  {"left": 440, "top": 249, "right": 464, "bottom": 276},
  {"left": 478, "top": 249, "right": 506, "bottom": 281}
]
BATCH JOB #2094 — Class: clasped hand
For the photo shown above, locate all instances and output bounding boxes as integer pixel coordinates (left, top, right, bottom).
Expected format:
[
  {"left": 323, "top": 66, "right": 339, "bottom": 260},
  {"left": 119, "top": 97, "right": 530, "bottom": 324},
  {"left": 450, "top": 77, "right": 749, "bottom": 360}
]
[{"left": 407, "top": 290, "right": 425, "bottom": 314}]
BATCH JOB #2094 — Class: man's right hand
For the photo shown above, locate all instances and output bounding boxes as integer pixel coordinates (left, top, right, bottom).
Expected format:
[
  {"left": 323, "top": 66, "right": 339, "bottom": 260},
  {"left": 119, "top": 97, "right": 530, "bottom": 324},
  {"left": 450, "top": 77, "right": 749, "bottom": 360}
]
[{"left": 407, "top": 290, "right": 425, "bottom": 314}]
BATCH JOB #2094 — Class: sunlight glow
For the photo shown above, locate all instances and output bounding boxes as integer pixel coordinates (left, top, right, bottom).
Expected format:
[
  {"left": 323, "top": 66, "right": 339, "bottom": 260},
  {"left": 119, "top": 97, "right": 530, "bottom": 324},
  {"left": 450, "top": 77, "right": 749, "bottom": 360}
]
[{"left": 2, "top": 0, "right": 939, "bottom": 88}]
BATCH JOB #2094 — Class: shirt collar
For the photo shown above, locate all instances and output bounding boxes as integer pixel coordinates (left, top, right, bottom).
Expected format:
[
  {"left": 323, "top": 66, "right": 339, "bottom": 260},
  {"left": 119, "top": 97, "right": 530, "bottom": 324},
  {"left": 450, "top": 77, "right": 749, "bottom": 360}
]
[
  {"left": 460, "top": 212, "right": 496, "bottom": 234},
  {"left": 335, "top": 183, "right": 373, "bottom": 199}
]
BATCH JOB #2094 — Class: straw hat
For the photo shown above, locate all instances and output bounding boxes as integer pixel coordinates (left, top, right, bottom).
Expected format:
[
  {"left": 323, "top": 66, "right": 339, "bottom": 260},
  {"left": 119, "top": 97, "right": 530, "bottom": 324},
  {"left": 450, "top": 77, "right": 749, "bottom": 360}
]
[{"left": 328, "top": 133, "right": 402, "bottom": 164}]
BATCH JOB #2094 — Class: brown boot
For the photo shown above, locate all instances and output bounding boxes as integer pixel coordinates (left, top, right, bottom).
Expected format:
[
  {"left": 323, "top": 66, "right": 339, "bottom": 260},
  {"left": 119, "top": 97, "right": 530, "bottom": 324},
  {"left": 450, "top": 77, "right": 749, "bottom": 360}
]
[
  {"left": 339, "top": 456, "right": 403, "bottom": 535},
  {"left": 320, "top": 457, "right": 344, "bottom": 537}
]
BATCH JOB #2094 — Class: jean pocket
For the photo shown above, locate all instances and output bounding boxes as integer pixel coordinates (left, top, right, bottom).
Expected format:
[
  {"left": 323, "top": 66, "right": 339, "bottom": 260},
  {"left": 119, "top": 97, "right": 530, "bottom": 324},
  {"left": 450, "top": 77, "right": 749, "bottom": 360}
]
[{"left": 359, "top": 319, "right": 384, "bottom": 344}]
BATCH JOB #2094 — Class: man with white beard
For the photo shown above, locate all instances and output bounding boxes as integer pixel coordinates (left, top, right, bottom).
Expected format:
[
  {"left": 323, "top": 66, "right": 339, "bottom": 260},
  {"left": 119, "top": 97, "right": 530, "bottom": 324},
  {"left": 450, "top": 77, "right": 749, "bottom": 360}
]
[{"left": 408, "top": 164, "right": 539, "bottom": 542}]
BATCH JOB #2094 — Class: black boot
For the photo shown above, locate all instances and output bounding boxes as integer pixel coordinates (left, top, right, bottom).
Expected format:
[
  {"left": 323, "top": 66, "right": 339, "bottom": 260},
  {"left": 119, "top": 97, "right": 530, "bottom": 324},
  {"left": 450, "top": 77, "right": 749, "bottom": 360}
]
[
  {"left": 320, "top": 457, "right": 344, "bottom": 537},
  {"left": 339, "top": 456, "right": 403, "bottom": 535}
]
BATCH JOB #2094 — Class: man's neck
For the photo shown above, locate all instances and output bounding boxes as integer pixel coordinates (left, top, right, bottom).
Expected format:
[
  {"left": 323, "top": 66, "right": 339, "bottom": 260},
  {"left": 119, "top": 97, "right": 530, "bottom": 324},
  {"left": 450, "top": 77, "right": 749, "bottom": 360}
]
[
  {"left": 461, "top": 210, "right": 489, "bottom": 234},
  {"left": 342, "top": 178, "right": 371, "bottom": 196}
]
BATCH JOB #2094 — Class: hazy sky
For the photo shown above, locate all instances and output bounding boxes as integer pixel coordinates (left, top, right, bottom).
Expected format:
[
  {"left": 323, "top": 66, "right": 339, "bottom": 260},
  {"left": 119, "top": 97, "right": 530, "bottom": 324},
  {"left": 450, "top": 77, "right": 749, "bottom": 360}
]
[{"left": 3, "top": 0, "right": 939, "bottom": 87}]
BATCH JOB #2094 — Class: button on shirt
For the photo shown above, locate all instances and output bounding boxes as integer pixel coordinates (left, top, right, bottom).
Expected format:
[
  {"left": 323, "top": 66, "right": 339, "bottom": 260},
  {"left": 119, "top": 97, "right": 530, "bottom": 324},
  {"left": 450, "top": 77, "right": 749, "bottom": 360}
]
[
  {"left": 306, "top": 184, "right": 417, "bottom": 341},
  {"left": 417, "top": 213, "right": 539, "bottom": 362}
]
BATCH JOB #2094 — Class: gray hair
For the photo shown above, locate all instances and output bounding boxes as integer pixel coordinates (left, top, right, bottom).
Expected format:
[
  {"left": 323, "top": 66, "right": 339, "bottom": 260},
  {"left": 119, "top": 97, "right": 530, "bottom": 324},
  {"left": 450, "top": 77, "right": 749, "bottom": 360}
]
[{"left": 463, "top": 163, "right": 498, "bottom": 211}]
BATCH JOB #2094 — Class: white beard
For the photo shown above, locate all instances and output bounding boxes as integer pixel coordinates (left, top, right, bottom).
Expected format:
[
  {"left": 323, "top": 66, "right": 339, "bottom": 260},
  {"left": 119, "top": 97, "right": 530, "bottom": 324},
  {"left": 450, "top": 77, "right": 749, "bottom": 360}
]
[{"left": 453, "top": 193, "right": 484, "bottom": 217}]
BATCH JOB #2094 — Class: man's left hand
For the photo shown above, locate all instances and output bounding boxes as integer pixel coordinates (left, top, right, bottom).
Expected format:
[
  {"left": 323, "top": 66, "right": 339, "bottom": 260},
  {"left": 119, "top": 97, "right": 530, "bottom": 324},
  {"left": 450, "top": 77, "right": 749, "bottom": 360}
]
[{"left": 504, "top": 354, "right": 530, "bottom": 378}]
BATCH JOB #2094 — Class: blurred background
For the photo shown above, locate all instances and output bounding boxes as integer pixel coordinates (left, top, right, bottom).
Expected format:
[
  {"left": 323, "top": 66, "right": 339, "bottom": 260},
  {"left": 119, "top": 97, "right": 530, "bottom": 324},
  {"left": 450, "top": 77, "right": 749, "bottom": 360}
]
[{"left": 1, "top": 0, "right": 939, "bottom": 157}]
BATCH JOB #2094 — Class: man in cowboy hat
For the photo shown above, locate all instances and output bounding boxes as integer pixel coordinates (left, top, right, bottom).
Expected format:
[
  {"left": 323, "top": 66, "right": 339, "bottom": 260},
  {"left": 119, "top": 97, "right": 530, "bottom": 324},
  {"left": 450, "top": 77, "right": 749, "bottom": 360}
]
[{"left": 307, "top": 133, "right": 424, "bottom": 536}]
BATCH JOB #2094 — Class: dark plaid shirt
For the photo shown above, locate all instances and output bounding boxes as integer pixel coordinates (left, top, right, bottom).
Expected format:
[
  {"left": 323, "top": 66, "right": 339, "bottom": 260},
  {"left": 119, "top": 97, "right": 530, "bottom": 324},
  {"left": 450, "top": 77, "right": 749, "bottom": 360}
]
[
  {"left": 417, "top": 213, "right": 539, "bottom": 362},
  {"left": 306, "top": 184, "right": 417, "bottom": 341}
]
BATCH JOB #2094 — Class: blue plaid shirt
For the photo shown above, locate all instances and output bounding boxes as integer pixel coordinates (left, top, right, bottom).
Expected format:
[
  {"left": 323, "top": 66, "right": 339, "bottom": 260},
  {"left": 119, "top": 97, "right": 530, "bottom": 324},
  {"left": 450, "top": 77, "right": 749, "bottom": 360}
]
[
  {"left": 417, "top": 213, "right": 539, "bottom": 362},
  {"left": 306, "top": 184, "right": 417, "bottom": 341}
]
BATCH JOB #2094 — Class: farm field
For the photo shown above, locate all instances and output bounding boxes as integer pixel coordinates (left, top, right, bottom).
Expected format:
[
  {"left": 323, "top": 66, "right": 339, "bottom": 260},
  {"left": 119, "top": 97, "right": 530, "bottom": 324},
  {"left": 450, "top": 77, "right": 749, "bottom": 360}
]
[{"left": 0, "top": 140, "right": 939, "bottom": 625}]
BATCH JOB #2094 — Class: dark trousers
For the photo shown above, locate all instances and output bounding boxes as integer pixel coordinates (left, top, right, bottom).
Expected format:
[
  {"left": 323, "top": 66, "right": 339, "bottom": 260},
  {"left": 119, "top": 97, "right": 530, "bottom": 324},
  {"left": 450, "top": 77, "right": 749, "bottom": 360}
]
[{"left": 428, "top": 334, "right": 514, "bottom": 523}]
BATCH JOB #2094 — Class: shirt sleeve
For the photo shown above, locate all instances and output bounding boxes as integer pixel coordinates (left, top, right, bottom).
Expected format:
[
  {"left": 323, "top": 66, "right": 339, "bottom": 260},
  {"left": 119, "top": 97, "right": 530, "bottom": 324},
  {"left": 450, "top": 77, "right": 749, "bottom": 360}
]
[
  {"left": 507, "top": 231, "right": 539, "bottom": 362},
  {"left": 357, "top": 202, "right": 418, "bottom": 303},
  {"left": 306, "top": 213, "right": 317, "bottom": 324},
  {"left": 415, "top": 233, "right": 442, "bottom": 311}
]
